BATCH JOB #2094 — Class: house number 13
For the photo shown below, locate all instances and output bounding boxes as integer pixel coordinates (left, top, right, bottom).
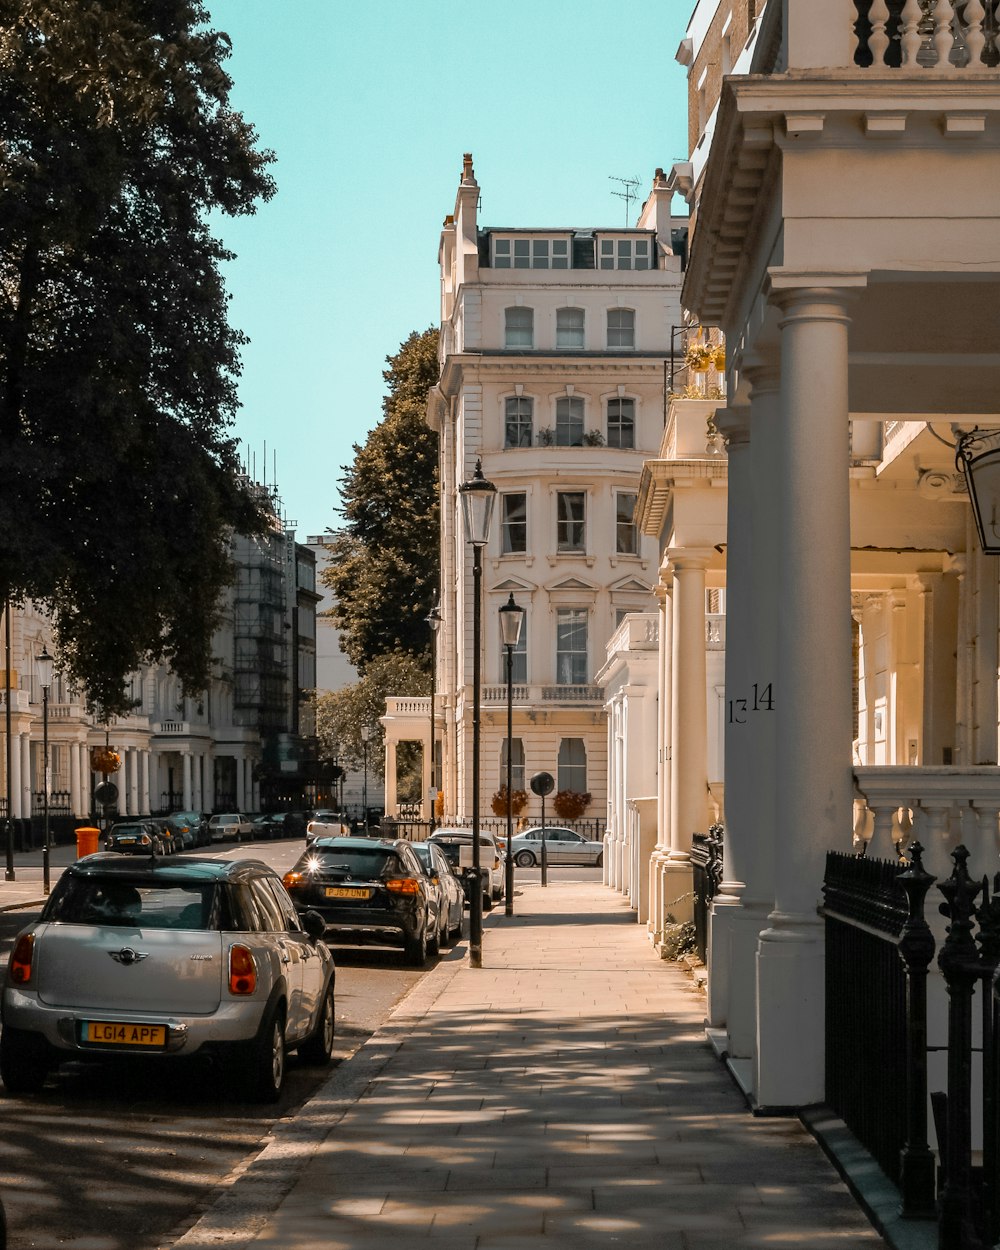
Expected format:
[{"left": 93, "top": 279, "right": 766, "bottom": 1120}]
[{"left": 728, "top": 683, "right": 774, "bottom": 724}]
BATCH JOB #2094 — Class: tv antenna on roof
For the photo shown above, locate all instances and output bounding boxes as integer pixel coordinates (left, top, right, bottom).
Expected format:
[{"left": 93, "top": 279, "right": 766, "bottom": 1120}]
[{"left": 609, "top": 175, "right": 641, "bottom": 226}]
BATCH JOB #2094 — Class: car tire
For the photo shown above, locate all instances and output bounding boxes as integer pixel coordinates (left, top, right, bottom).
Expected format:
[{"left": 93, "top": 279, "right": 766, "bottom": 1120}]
[
  {"left": 515, "top": 850, "right": 536, "bottom": 868},
  {"left": 428, "top": 912, "right": 442, "bottom": 957},
  {"left": 243, "top": 1006, "right": 286, "bottom": 1103},
  {"left": 404, "top": 925, "right": 427, "bottom": 967},
  {"left": 298, "top": 981, "right": 336, "bottom": 1066},
  {"left": 449, "top": 909, "right": 463, "bottom": 940},
  {"left": 483, "top": 891, "right": 493, "bottom": 912},
  {"left": 0, "top": 1027, "right": 49, "bottom": 1095}
]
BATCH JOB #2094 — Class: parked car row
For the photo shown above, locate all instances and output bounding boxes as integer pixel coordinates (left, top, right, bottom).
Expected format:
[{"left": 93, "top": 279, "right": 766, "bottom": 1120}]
[{"left": 104, "top": 811, "right": 213, "bottom": 857}]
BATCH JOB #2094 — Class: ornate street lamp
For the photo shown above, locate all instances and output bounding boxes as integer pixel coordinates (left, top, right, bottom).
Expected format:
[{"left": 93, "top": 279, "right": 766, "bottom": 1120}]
[
  {"left": 426, "top": 604, "right": 441, "bottom": 831},
  {"left": 459, "top": 458, "right": 496, "bottom": 969},
  {"left": 499, "top": 592, "right": 524, "bottom": 917},
  {"left": 36, "top": 647, "right": 54, "bottom": 895},
  {"left": 957, "top": 428, "right": 1000, "bottom": 554},
  {"left": 360, "top": 723, "right": 371, "bottom": 830}
]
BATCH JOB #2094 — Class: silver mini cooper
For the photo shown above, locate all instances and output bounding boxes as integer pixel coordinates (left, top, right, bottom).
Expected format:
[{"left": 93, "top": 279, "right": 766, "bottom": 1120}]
[{"left": 0, "top": 854, "right": 336, "bottom": 1102}]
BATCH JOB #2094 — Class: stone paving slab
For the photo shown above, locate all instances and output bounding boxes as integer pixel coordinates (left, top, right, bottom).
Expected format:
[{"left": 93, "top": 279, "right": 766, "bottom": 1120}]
[{"left": 175, "top": 880, "right": 889, "bottom": 1249}]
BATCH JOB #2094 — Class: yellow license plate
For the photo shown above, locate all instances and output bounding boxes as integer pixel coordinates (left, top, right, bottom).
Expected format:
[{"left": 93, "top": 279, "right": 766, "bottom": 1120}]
[
  {"left": 326, "top": 886, "right": 370, "bottom": 899},
  {"left": 85, "top": 1021, "right": 166, "bottom": 1047}
]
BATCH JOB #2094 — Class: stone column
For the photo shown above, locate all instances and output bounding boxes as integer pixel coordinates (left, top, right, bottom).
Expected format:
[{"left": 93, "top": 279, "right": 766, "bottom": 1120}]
[
  {"left": 70, "top": 739, "right": 81, "bottom": 817},
  {"left": 203, "top": 755, "right": 214, "bottom": 813},
  {"left": 192, "top": 752, "right": 203, "bottom": 812},
  {"left": 664, "top": 549, "right": 712, "bottom": 923},
  {"left": 128, "top": 748, "right": 139, "bottom": 815},
  {"left": 20, "top": 733, "right": 31, "bottom": 819},
  {"left": 10, "top": 731, "right": 21, "bottom": 820},
  {"left": 182, "top": 752, "right": 193, "bottom": 810},
  {"left": 80, "top": 745, "right": 92, "bottom": 818},
  {"left": 649, "top": 581, "right": 673, "bottom": 942},
  {"left": 140, "top": 749, "right": 150, "bottom": 815},
  {"left": 707, "top": 407, "right": 752, "bottom": 1032},
  {"left": 756, "top": 285, "right": 856, "bottom": 1110}
]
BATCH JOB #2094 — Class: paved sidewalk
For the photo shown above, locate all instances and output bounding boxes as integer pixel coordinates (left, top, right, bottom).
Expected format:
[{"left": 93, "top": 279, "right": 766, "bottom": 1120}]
[
  {"left": 0, "top": 842, "right": 76, "bottom": 911},
  {"left": 177, "top": 880, "right": 887, "bottom": 1249}
]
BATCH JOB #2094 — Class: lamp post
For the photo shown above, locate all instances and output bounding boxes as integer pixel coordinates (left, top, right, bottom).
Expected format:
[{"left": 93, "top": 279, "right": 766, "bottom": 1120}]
[
  {"left": 360, "top": 724, "right": 371, "bottom": 830},
  {"left": 36, "top": 647, "right": 54, "bottom": 896},
  {"left": 957, "top": 428, "right": 1000, "bottom": 554},
  {"left": 426, "top": 604, "right": 441, "bottom": 832},
  {"left": 4, "top": 599, "right": 14, "bottom": 881},
  {"left": 499, "top": 592, "right": 524, "bottom": 917},
  {"left": 460, "top": 458, "right": 496, "bottom": 969}
]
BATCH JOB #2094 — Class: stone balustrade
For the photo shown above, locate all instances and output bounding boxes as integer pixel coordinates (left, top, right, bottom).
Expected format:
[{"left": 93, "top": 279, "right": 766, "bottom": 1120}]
[
  {"left": 853, "top": 0, "right": 997, "bottom": 71},
  {"left": 854, "top": 765, "right": 1000, "bottom": 875}
]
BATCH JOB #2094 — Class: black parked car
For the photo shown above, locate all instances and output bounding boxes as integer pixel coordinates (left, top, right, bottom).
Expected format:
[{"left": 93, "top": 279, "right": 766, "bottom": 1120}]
[
  {"left": 283, "top": 836, "right": 434, "bottom": 966},
  {"left": 104, "top": 821, "right": 169, "bottom": 856},
  {"left": 167, "top": 811, "right": 211, "bottom": 848}
]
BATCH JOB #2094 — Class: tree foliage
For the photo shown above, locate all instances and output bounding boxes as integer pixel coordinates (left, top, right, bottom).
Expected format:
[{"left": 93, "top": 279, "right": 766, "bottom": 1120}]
[
  {"left": 313, "top": 651, "right": 429, "bottom": 782},
  {"left": 322, "top": 328, "right": 440, "bottom": 673},
  {"left": 0, "top": 0, "right": 275, "bottom": 713}
]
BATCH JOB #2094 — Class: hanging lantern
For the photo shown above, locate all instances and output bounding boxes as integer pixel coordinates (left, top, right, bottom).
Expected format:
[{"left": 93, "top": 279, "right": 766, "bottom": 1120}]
[{"left": 957, "top": 428, "right": 1000, "bottom": 554}]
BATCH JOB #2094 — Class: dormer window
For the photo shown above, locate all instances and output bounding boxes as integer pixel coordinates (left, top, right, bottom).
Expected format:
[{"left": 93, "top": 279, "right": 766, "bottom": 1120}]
[
  {"left": 597, "top": 234, "right": 653, "bottom": 270},
  {"left": 493, "top": 235, "right": 570, "bottom": 270}
]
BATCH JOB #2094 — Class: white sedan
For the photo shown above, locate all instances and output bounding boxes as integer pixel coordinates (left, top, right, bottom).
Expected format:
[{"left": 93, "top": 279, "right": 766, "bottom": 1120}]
[{"left": 510, "top": 826, "right": 604, "bottom": 868}]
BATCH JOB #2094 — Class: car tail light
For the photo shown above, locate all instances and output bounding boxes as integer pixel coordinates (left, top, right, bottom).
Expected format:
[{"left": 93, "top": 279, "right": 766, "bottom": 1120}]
[
  {"left": 282, "top": 871, "right": 303, "bottom": 890},
  {"left": 9, "top": 934, "right": 34, "bottom": 985},
  {"left": 385, "top": 877, "right": 421, "bottom": 896},
  {"left": 228, "top": 944, "right": 257, "bottom": 995},
  {"left": 140, "top": 834, "right": 151, "bottom": 846}
]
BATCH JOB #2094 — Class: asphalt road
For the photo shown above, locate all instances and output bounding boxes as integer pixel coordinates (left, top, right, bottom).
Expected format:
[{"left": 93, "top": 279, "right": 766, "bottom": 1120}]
[{"left": 0, "top": 837, "right": 438, "bottom": 1250}]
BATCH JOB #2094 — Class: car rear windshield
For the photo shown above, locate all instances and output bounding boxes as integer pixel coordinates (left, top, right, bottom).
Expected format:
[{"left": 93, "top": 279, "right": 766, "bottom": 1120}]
[
  {"left": 306, "top": 847, "right": 403, "bottom": 878},
  {"left": 44, "top": 877, "right": 221, "bottom": 929}
]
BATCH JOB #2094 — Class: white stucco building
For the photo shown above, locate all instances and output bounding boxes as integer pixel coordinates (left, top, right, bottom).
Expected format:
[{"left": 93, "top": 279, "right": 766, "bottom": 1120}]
[
  {"left": 663, "top": 0, "right": 1000, "bottom": 1114},
  {"left": 386, "top": 156, "right": 687, "bottom": 830}
]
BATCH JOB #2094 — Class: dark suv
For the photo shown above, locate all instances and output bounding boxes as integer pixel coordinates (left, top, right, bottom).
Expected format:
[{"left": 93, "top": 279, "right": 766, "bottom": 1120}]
[{"left": 283, "top": 837, "right": 434, "bottom": 966}]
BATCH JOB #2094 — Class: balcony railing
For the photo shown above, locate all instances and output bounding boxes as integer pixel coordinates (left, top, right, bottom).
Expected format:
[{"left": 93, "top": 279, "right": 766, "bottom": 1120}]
[{"left": 853, "top": 0, "right": 1000, "bottom": 71}]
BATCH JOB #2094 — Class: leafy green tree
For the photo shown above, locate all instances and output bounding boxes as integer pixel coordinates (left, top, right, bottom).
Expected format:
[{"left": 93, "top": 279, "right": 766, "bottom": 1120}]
[
  {"left": 314, "top": 652, "right": 429, "bottom": 782},
  {"left": 323, "top": 328, "right": 440, "bottom": 672},
  {"left": 0, "top": 0, "right": 275, "bottom": 714}
]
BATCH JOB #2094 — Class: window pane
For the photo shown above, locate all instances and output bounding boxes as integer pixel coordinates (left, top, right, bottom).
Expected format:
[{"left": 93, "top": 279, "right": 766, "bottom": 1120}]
[
  {"left": 556, "top": 611, "right": 588, "bottom": 686},
  {"left": 616, "top": 492, "right": 638, "bottom": 555},
  {"left": 555, "top": 396, "right": 584, "bottom": 446},
  {"left": 607, "top": 397, "right": 635, "bottom": 448},
  {"left": 505, "top": 307, "right": 533, "bottom": 348},
  {"left": 556, "top": 308, "right": 585, "bottom": 349},
  {"left": 607, "top": 309, "right": 635, "bottom": 349},
  {"left": 557, "top": 492, "right": 585, "bottom": 551},
  {"left": 513, "top": 240, "right": 529, "bottom": 256},
  {"left": 557, "top": 738, "right": 587, "bottom": 792},
  {"left": 505, "top": 396, "right": 533, "bottom": 447},
  {"left": 500, "top": 738, "right": 526, "bottom": 793},
  {"left": 501, "top": 493, "right": 527, "bottom": 554}
]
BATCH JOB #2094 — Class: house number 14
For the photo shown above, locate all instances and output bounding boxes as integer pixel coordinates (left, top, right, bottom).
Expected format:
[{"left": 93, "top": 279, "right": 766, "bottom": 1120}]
[{"left": 728, "top": 683, "right": 774, "bottom": 724}]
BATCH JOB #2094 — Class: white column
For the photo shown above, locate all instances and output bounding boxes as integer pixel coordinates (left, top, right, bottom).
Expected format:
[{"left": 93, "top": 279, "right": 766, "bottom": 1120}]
[
  {"left": 20, "top": 733, "right": 31, "bottom": 819},
  {"left": 664, "top": 550, "right": 712, "bottom": 922},
  {"left": 192, "top": 752, "right": 203, "bottom": 812},
  {"left": 707, "top": 407, "right": 753, "bottom": 1033},
  {"left": 182, "top": 752, "right": 193, "bottom": 810},
  {"left": 204, "top": 754, "right": 214, "bottom": 813},
  {"left": 70, "top": 740, "right": 81, "bottom": 817},
  {"left": 756, "top": 286, "right": 855, "bottom": 1110},
  {"left": 650, "top": 582, "right": 673, "bottom": 942},
  {"left": 140, "top": 749, "right": 150, "bottom": 815},
  {"left": 128, "top": 748, "right": 139, "bottom": 815},
  {"left": 10, "top": 731, "right": 22, "bottom": 820},
  {"left": 80, "top": 745, "right": 91, "bottom": 818}
]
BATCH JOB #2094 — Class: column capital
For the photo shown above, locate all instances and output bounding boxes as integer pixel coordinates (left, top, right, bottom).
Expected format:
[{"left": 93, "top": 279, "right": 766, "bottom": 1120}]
[
  {"left": 665, "top": 547, "right": 714, "bottom": 573},
  {"left": 767, "top": 275, "right": 863, "bottom": 325},
  {"left": 713, "top": 407, "right": 751, "bottom": 447}
]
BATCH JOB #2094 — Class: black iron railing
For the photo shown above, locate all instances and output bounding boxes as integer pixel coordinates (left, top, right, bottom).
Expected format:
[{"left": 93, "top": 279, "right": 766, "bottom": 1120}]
[
  {"left": 822, "top": 848, "right": 936, "bottom": 1214},
  {"left": 691, "top": 824, "right": 724, "bottom": 964}
]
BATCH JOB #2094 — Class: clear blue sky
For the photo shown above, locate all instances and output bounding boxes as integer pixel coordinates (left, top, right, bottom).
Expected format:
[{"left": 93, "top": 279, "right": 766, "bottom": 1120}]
[{"left": 205, "top": 0, "right": 691, "bottom": 539}]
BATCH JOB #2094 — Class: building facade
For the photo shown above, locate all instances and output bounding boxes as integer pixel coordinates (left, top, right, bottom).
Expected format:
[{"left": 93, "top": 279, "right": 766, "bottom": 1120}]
[{"left": 395, "top": 156, "right": 685, "bottom": 829}]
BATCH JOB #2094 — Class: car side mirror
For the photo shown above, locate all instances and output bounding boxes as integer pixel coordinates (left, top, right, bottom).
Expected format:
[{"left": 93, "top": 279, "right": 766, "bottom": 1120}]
[{"left": 301, "top": 910, "right": 326, "bottom": 941}]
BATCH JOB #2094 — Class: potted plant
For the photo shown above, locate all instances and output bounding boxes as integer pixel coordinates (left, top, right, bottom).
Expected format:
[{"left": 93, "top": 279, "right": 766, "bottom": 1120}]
[
  {"left": 536, "top": 427, "right": 555, "bottom": 446},
  {"left": 583, "top": 429, "right": 605, "bottom": 447},
  {"left": 491, "top": 786, "right": 528, "bottom": 817},
  {"left": 552, "top": 789, "right": 591, "bottom": 820},
  {"left": 685, "top": 343, "right": 713, "bottom": 373}
]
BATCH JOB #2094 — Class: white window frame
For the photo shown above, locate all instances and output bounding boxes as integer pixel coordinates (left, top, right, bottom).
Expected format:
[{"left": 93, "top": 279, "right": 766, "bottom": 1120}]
[
  {"left": 556, "top": 611, "right": 589, "bottom": 687},
  {"left": 597, "top": 234, "right": 654, "bottom": 271},
  {"left": 555, "top": 395, "right": 585, "bottom": 446},
  {"left": 556, "top": 307, "right": 585, "bottom": 349},
  {"left": 493, "top": 235, "right": 571, "bottom": 270},
  {"left": 500, "top": 492, "right": 527, "bottom": 555},
  {"left": 500, "top": 738, "right": 526, "bottom": 792},
  {"left": 557, "top": 737, "right": 588, "bottom": 791},
  {"left": 556, "top": 492, "right": 586, "bottom": 552},
  {"left": 607, "top": 396, "right": 636, "bottom": 448},
  {"left": 607, "top": 308, "right": 635, "bottom": 349},
  {"left": 504, "top": 395, "right": 533, "bottom": 447},
  {"left": 616, "top": 491, "right": 639, "bottom": 555},
  {"left": 505, "top": 306, "right": 534, "bottom": 348}
]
